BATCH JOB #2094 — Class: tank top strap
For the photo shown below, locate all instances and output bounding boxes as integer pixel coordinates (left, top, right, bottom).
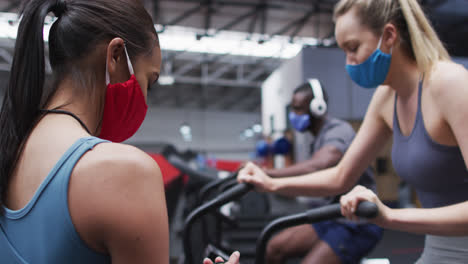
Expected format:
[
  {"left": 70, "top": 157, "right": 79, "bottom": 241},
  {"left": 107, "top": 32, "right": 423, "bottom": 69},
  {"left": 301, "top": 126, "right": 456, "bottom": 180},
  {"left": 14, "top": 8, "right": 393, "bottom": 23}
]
[
  {"left": 54, "top": 136, "right": 109, "bottom": 178},
  {"left": 393, "top": 91, "right": 398, "bottom": 130},
  {"left": 54, "top": 137, "right": 109, "bottom": 215},
  {"left": 393, "top": 79, "right": 424, "bottom": 138},
  {"left": 3, "top": 137, "right": 109, "bottom": 219},
  {"left": 415, "top": 78, "right": 424, "bottom": 122}
]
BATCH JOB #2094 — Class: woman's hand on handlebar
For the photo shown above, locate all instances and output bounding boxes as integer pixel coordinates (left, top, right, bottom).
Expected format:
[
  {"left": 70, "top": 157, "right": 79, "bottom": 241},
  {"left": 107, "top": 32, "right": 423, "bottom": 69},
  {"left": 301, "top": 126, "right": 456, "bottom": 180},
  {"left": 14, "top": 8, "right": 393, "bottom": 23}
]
[
  {"left": 237, "top": 162, "right": 275, "bottom": 192},
  {"left": 340, "top": 185, "right": 390, "bottom": 226},
  {"left": 203, "top": 251, "right": 240, "bottom": 264}
]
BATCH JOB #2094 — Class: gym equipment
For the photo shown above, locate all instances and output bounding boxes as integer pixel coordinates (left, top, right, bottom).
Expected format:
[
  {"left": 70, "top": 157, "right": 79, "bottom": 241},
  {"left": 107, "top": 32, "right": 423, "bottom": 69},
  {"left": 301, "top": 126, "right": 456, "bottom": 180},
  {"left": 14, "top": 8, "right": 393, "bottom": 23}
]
[
  {"left": 167, "top": 154, "right": 216, "bottom": 195},
  {"left": 256, "top": 140, "right": 271, "bottom": 157},
  {"left": 162, "top": 149, "right": 422, "bottom": 264},
  {"left": 255, "top": 201, "right": 378, "bottom": 264},
  {"left": 183, "top": 178, "right": 379, "bottom": 264},
  {"left": 183, "top": 179, "right": 254, "bottom": 264},
  {"left": 272, "top": 137, "right": 292, "bottom": 155},
  {"left": 166, "top": 154, "right": 271, "bottom": 264}
]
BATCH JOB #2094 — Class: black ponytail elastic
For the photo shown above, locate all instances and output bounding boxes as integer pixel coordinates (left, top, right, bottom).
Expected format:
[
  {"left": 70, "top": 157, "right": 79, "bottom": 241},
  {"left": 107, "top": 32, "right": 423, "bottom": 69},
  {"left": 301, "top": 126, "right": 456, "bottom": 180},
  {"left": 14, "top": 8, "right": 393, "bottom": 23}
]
[
  {"left": 52, "top": 0, "right": 68, "bottom": 17},
  {"left": 0, "top": 0, "right": 59, "bottom": 214}
]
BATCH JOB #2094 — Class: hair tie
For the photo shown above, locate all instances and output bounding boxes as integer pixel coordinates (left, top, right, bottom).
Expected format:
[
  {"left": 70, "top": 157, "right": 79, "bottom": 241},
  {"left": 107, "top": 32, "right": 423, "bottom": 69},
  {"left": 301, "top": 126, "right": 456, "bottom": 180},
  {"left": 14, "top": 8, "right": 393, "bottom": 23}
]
[{"left": 53, "top": 0, "right": 68, "bottom": 17}]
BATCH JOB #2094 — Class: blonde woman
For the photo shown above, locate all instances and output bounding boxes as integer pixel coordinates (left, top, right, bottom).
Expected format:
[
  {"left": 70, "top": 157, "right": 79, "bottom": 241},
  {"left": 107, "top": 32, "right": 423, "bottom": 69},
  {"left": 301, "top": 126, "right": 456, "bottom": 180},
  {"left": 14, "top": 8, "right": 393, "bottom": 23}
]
[
  {"left": 0, "top": 0, "right": 240, "bottom": 263},
  {"left": 238, "top": 0, "right": 468, "bottom": 263}
]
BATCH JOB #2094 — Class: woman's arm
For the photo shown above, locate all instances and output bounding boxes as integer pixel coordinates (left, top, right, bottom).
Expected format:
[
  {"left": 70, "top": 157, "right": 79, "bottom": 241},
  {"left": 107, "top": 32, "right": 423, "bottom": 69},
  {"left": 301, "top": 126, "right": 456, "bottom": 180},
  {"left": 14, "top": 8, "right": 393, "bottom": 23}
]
[
  {"left": 388, "top": 203, "right": 468, "bottom": 236},
  {"left": 71, "top": 144, "right": 169, "bottom": 264},
  {"left": 266, "top": 145, "right": 343, "bottom": 178},
  {"left": 342, "top": 62, "right": 468, "bottom": 236},
  {"left": 341, "top": 185, "right": 468, "bottom": 236},
  {"left": 238, "top": 86, "right": 394, "bottom": 197}
]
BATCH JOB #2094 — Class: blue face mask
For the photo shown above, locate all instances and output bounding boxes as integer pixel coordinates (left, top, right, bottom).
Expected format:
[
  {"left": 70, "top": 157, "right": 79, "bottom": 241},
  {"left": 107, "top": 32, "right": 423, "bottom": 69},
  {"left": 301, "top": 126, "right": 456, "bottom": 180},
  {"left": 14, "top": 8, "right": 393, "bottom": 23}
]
[
  {"left": 289, "top": 112, "right": 310, "bottom": 132},
  {"left": 345, "top": 36, "right": 392, "bottom": 89}
]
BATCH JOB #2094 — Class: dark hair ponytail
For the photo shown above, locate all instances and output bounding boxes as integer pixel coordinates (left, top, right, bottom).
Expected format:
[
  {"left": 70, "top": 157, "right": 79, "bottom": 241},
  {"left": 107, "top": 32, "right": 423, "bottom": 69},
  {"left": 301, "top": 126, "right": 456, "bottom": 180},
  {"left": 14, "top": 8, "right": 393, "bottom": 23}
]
[
  {"left": 0, "top": 0, "right": 60, "bottom": 213},
  {"left": 0, "top": 0, "right": 158, "bottom": 214}
]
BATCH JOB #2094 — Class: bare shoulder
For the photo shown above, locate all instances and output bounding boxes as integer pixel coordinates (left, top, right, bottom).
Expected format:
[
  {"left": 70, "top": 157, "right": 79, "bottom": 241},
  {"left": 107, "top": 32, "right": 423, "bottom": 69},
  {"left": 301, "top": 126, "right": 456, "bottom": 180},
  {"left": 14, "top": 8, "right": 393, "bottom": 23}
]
[
  {"left": 69, "top": 142, "right": 168, "bottom": 260},
  {"left": 369, "top": 85, "right": 395, "bottom": 127},
  {"left": 428, "top": 60, "right": 468, "bottom": 103},
  {"left": 75, "top": 142, "right": 161, "bottom": 184},
  {"left": 70, "top": 141, "right": 164, "bottom": 214},
  {"left": 374, "top": 84, "right": 395, "bottom": 103},
  {"left": 431, "top": 60, "right": 467, "bottom": 79}
]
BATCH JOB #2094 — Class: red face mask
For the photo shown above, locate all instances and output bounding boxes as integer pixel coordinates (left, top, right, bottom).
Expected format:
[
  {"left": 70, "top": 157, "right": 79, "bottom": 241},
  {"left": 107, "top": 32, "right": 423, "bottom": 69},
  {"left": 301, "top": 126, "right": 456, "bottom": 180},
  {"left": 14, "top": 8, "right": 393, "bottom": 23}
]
[{"left": 98, "top": 46, "right": 148, "bottom": 142}]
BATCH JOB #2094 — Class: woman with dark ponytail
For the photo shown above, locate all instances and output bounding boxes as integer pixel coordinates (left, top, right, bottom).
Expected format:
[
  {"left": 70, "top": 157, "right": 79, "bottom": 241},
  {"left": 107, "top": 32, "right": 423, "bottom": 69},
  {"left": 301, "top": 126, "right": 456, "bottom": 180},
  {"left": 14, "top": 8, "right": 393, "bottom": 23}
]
[{"left": 0, "top": 0, "right": 240, "bottom": 263}]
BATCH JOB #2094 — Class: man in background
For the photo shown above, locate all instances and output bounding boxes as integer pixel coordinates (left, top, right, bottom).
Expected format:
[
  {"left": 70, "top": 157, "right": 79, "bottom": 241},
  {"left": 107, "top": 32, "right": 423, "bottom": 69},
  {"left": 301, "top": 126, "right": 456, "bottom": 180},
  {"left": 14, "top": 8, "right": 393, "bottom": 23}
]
[{"left": 264, "top": 79, "right": 382, "bottom": 264}]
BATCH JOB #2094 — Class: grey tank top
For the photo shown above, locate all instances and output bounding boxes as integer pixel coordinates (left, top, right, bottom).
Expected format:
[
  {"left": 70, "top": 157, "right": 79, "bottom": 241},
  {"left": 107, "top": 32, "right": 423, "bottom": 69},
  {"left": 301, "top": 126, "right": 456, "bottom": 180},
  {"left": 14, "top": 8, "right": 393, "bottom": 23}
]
[{"left": 391, "top": 81, "right": 468, "bottom": 208}]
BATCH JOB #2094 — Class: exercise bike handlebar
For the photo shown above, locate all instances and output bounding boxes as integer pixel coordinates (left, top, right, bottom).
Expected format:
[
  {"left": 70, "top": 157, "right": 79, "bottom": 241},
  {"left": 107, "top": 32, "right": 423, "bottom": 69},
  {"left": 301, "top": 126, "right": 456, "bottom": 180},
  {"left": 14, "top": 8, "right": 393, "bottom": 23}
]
[
  {"left": 198, "top": 173, "right": 238, "bottom": 205},
  {"left": 184, "top": 182, "right": 254, "bottom": 264},
  {"left": 167, "top": 155, "right": 215, "bottom": 182},
  {"left": 255, "top": 201, "right": 379, "bottom": 264}
]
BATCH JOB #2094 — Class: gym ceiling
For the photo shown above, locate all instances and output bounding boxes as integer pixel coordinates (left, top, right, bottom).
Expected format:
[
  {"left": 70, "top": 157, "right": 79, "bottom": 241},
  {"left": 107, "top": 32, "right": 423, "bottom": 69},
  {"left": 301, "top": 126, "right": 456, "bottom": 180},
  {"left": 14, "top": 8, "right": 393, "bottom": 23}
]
[{"left": 0, "top": 0, "right": 466, "bottom": 113}]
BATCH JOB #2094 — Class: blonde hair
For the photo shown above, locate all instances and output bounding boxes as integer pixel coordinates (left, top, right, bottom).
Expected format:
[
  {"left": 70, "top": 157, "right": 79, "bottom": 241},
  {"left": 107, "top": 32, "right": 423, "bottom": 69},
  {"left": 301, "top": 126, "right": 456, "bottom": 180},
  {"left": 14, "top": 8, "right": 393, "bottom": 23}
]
[{"left": 333, "top": 0, "right": 450, "bottom": 74}]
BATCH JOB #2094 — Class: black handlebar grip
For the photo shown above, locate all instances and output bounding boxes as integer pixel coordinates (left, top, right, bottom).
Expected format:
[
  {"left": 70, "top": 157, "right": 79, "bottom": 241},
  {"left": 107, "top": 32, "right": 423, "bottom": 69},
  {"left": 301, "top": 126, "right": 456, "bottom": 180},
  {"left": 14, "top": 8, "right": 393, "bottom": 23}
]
[
  {"left": 214, "top": 182, "right": 253, "bottom": 204},
  {"left": 184, "top": 183, "right": 252, "bottom": 264},
  {"left": 354, "top": 201, "right": 379, "bottom": 218}
]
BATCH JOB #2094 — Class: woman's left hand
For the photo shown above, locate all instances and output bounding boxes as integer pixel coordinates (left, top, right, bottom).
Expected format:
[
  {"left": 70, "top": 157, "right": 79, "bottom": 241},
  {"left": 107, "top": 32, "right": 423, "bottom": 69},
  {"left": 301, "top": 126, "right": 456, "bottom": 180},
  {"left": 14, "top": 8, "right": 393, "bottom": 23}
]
[{"left": 339, "top": 185, "right": 391, "bottom": 226}]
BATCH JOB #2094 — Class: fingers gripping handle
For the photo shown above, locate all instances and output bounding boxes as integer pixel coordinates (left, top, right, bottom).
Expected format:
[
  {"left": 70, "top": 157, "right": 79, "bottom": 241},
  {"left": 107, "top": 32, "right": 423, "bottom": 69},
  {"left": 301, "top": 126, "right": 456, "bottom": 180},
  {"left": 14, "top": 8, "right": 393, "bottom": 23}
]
[
  {"left": 354, "top": 201, "right": 379, "bottom": 218},
  {"left": 302, "top": 201, "right": 379, "bottom": 223},
  {"left": 255, "top": 201, "right": 378, "bottom": 264},
  {"left": 214, "top": 182, "right": 253, "bottom": 205}
]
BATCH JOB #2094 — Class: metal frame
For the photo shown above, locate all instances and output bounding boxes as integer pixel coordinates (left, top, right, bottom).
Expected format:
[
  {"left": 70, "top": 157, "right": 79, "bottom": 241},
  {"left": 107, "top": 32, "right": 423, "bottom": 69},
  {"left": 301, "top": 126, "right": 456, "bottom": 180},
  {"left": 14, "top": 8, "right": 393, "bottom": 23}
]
[
  {"left": 1, "top": 0, "right": 467, "bottom": 113},
  {"left": 157, "top": 0, "right": 331, "bottom": 40},
  {"left": 162, "top": 50, "right": 281, "bottom": 89}
]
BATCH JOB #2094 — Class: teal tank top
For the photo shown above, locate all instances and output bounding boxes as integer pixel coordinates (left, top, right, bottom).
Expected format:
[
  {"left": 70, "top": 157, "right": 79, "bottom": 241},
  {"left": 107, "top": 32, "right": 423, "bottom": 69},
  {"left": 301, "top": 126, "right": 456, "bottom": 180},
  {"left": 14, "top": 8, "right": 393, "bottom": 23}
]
[{"left": 0, "top": 137, "right": 111, "bottom": 264}]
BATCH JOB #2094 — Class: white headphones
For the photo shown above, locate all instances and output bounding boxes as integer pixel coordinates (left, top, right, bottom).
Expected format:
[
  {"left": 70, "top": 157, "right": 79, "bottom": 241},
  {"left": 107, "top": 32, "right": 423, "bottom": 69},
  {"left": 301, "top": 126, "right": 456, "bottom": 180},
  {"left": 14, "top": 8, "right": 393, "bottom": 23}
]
[{"left": 308, "top": 79, "right": 327, "bottom": 117}]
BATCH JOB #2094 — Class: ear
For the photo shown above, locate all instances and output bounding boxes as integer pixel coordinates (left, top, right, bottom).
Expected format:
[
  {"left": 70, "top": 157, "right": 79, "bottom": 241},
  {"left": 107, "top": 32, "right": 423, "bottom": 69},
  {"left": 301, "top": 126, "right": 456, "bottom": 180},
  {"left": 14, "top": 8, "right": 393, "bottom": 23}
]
[
  {"left": 382, "top": 23, "right": 398, "bottom": 51},
  {"left": 106, "top": 38, "right": 126, "bottom": 83}
]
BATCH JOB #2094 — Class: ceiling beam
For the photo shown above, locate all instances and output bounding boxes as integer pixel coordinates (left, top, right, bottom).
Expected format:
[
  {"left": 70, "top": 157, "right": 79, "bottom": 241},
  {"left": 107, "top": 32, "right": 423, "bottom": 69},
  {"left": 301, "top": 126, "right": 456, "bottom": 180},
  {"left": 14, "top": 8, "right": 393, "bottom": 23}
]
[
  {"left": 152, "top": 0, "right": 162, "bottom": 24},
  {"left": 260, "top": 0, "right": 267, "bottom": 36},
  {"left": 246, "top": 5, "right": 259, "bottom": 38},
  {"left": 213, "top": 5, "right": 262, "bottom": 35},
  {"left": 243, "top": 66, "right": 267, "bottom": 82},
  {"left": 267, "top": 8, "right": 317, "bottom": 40},
  {"left": 290, "top": 6, "right": 316, "bottom": 40},
  {"left": 204, "top": 0, "right": 214, "bottom": 35},
  {"left": 172, "top": 59, "right": 201, "bottom": 76},
  {"left": 174, "top": 76, "right": 261, "bottom": 88},
  {"left": 164, "top": 2, "right": 206, "bottom": 27},
  {"left": 206, "top": 63, "right": 236, "bottom": 82}
]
